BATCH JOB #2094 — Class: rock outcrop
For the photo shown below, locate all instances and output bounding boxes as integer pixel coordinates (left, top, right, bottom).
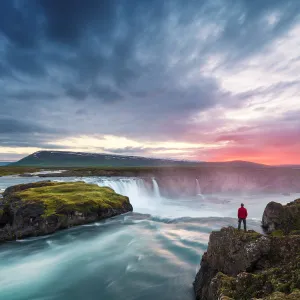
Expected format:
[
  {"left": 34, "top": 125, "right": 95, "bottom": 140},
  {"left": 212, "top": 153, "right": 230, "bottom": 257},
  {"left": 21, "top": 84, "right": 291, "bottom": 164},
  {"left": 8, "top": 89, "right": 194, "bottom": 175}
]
[
  {"left": 194, "top": 199, "right": 300, "bottom": 300},
  {"left": 262, "top": 199, "right": 300, "bottom": 234},
  {"left": 0, "top": 181, "right": 133, "bottom": 242}
]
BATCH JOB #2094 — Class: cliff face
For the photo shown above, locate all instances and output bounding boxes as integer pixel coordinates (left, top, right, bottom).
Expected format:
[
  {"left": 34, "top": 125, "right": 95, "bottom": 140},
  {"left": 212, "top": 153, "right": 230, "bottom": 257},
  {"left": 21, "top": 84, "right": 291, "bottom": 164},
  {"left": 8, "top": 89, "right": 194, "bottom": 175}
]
[
  {"left": 157, "top": 169, "right": 300, "bottom": 195},
  {"left": 37, "top": 167, "right": 300, "bottom": 195},
  {"left": 194, "top": 199, "right": 300, "bottom": 300},
  {"left": 0, "top": 181, "right": 133, "bottom": 242},
  {"left": 262, "top": 199, "right": 300, "bottom": 234}
]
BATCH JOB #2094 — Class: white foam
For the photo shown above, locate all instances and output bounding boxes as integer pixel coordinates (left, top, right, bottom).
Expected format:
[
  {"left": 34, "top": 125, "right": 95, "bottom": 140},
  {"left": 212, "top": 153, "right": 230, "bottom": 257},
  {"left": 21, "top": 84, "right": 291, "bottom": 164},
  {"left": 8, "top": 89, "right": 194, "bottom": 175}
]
[
  {"left": 81, "top": 177, "right": 298, "bottom": 219},
  {"left": 29, "top": 170, "right": 67, "bottom": 175}
]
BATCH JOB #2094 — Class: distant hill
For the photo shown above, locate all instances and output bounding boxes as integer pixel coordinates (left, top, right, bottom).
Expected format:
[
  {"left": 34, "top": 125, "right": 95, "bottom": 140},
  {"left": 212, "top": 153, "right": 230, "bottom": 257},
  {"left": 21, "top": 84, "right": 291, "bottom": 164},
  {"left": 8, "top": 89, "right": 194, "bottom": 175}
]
[
  {"left": 10, "top": 151, "right": 202, "bottom": 167},
  {"left": 277, "top": 164, "right": 300, "bottom": 169},
  {"left": 199, "top": 160, "right": 268, "bottom": 168},
  {"left": 0, "top": 162, "right": 12, "bottom": 166},
  {"left": 9, "top": 151, "right": 269, "bottom": 168}
]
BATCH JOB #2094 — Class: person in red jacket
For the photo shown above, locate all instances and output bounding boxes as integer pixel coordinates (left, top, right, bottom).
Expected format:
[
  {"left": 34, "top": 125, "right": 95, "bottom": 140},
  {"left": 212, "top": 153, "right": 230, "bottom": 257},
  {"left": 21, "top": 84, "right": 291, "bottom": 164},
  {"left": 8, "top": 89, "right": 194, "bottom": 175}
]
[{"left": 238, "top": 203, "right": 248, "bottom": 231}]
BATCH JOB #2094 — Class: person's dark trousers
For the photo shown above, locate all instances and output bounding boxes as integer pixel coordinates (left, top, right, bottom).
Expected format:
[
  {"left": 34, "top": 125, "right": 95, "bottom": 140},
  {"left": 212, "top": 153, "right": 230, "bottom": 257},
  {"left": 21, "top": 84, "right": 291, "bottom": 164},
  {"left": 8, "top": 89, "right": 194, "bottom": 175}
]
[{"left": 238, "top": 218, "right": 247, "bottom": 231}]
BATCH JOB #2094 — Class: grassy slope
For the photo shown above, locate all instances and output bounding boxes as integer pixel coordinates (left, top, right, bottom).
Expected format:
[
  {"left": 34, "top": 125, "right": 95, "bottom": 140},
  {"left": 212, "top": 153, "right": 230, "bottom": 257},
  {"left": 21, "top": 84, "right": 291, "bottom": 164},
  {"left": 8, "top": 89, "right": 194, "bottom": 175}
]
[{"left": 15, "top": 182, "right": 130, "bottom": 217}]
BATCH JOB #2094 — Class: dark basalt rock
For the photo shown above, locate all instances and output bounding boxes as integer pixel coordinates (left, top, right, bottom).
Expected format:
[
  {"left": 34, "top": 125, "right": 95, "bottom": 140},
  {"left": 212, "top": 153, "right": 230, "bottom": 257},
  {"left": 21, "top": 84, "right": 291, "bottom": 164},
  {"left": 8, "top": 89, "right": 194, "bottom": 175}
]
[
  {"left": 0, "top": 181, "right": 133, "bottom": 243},
  {"left": 262, "top": 199, "right": 300, "bottom": 234},
  {"left": 194, "top": 199, "right": 300, "bottom": 300}
]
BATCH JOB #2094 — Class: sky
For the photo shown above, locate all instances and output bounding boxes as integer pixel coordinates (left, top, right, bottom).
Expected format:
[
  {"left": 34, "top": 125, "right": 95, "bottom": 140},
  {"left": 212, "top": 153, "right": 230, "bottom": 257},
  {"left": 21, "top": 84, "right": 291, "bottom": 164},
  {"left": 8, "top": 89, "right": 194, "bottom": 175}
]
[{"left": 0, "top": 0, "right": 300, "bottom": 164}]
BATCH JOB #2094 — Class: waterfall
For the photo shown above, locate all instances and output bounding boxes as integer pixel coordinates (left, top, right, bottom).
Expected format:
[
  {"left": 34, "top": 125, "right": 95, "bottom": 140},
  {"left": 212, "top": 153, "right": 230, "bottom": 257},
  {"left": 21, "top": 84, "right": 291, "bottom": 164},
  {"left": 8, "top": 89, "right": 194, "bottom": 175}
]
[
  {"left": 196, "top": 179, "right": 201, "bottom": 195},
  {"left": 152, "top": 178, "right": 161, "bottom": 198},
  {"left": 196, "top": 179, "right": 205, "bottom": 199},
  {"left": 86, "top": 177, "right": 162, "bottom": 215},
  {"left": 81, "top": 177, "right": 216, "bottom": 218},
  {"left": 96, "top": 178, "right": 149, "bottom": 199}
]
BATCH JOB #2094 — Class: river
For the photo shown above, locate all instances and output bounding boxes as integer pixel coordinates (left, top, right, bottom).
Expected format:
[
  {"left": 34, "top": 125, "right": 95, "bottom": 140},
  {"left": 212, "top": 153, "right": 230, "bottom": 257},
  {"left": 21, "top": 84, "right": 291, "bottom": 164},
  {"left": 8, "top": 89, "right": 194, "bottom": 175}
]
[{"left": 0, "top": 176, "right": 298, "bottom": 300}]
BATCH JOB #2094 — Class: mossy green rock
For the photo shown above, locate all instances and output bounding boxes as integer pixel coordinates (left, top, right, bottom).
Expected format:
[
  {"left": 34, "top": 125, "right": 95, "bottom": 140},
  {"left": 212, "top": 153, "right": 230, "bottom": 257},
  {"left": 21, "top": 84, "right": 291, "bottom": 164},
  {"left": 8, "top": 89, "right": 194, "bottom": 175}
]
[{"left": 0, "top": 181, "right": 132, "bottom": 242}]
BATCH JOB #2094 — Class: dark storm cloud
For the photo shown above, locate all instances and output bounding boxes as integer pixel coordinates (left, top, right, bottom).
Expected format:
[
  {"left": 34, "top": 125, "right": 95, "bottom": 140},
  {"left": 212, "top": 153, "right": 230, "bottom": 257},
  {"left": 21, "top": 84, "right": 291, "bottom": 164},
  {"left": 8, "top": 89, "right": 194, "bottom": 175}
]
[
  {"left": 5, "top": 46, "right": 46, "bottom": 76},
  {"left": 64, "top": 83, "right": 123, "bottom": 102},
  {"left": 0, "top": 117, "right": 68, "bottom": 150},
  {"left": 0, "top": 0, "right": 40, "bottom": 48},
  {"left": 0, "top": 62, "right": 11, "bottom": 79},
  {"left": 65, "top": 86, "right": 87, "bottom": 101},
  {"left": 4, "top": 90, "right": 57, "bottom": 101},
  {"left": 0, "top": 118, "right": 51, "bottom": 134},
  {"left": 38, "top": 0, "right": 116, "bottom": 45},
  {"left": 213, "top": 0, "right": 300, "bottom": 63},
  {"left": 0, "top": 0, "right": 300, "bottom": 156}
]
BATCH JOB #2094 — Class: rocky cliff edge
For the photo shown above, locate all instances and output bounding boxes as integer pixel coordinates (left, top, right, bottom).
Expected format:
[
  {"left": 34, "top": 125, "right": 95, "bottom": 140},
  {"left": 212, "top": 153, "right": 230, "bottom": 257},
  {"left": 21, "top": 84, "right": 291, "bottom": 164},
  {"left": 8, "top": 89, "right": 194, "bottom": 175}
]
[{"left": 194, "top": 199, "right": 300, "bottom": 300}]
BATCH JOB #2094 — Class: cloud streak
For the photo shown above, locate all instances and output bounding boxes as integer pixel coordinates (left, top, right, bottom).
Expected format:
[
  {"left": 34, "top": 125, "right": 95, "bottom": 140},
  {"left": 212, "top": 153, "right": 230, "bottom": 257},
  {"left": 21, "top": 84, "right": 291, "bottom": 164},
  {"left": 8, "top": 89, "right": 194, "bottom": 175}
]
[{"left": 0, "top": 0, "right": 300, "bottom": 163}]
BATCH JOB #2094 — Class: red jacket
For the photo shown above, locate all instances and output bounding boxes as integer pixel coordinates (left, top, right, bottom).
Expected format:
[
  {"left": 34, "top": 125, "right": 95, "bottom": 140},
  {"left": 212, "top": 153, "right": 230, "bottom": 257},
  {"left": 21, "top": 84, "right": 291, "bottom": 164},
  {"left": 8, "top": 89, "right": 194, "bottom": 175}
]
[{"left": 238, "top": 207, "right": 248, "bottom": 219}]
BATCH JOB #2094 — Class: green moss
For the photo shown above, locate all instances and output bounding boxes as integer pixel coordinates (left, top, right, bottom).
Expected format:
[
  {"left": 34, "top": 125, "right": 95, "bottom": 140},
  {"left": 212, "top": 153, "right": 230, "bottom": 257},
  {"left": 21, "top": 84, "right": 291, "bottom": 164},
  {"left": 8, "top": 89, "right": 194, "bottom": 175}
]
[
  {"left": 271, "top": 230, "right": 284, "bottom": 237},
  {"left": 265, "top": 289, "right": 300, "bottom": 299},
  {"left": 247, "top": 231, "right": 262, "bottom": 239},
  {"left": 0, "top": 208, "right": 3, "bottom": 217},
  {"left": 15, "top": 182, "right": 130, "bottom": 218},
  {"left": 215, "top": 272, "right": 235, "bottom": 298},
  {"left": 231, "top": 228, "right": 262, "bottom": 241},
  {"left": 216, "top": 257, "right": 300, "bottom": 299}
]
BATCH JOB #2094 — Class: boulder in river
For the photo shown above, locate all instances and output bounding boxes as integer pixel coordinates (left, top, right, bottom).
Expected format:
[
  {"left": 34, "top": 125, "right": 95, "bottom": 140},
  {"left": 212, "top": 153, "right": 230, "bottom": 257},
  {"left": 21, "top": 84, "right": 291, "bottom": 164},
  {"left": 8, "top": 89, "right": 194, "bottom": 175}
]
[{"left": 0, "top": 181, "right": 133, "bottom": 242}]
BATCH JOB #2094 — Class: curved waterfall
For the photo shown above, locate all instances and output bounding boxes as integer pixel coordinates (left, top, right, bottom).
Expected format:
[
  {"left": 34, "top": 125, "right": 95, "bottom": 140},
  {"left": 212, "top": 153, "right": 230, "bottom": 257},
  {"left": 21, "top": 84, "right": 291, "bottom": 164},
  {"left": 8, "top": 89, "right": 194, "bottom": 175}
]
[{"left": 152, "top": 178, "right": 161, "bottom": 198}]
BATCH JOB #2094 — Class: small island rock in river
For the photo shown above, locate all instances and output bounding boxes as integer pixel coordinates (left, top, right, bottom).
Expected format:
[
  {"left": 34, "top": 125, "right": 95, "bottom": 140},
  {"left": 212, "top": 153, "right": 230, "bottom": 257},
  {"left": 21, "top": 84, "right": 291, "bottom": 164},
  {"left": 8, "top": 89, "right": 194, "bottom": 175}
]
[
  {"left": 0, "top": 181, "right": 133, "bottom": 242},
  {"left": 194, "top": 198, "right": 300, "bottom": 300}
]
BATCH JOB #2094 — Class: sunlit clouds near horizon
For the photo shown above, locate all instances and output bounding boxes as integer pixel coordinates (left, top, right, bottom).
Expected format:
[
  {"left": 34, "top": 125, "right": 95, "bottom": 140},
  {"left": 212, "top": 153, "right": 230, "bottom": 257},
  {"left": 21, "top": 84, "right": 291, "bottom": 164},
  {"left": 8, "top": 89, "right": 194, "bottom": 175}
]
[{"left": 0, "top": 0, "right": 300, "bottom": 164}]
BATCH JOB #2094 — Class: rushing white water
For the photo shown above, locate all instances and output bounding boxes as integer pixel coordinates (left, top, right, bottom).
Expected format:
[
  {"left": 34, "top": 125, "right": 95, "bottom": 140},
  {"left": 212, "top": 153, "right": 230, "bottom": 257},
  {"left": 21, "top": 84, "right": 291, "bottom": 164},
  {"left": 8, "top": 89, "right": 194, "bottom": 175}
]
[
  {"left": 195, "top": 178, "right": 205, "bottom": 200},
  {"left": 84, "top": 177, "right": 224, "bottom": 218},
  {"left": 83, "top": 177, "right": 297, "bottom": 219},
  {"left": 0, "top": 175, "right": 299, "bottom": 300},
  {"left": 87, "top": 177, "right": 163, "bottom": 215},
  {"left": 195, "top": 179, "right": 201, "bottom": 195},
  {"left": 152, "top": 178, "right": 161, "bottom": 198}
]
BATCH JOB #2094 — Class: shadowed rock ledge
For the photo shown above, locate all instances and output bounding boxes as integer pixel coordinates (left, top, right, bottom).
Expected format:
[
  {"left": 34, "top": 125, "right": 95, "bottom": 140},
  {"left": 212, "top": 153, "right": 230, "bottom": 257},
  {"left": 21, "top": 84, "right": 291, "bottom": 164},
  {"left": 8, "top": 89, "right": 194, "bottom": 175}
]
[
  {"left": 194, "top": 199, "right": 300, "bottom": 300},
  {"left": 262, "top": 199, "right": 300, "bottom": 234},
  {"left": 0, "top": 181, "right": 133, "bottom": 242}
]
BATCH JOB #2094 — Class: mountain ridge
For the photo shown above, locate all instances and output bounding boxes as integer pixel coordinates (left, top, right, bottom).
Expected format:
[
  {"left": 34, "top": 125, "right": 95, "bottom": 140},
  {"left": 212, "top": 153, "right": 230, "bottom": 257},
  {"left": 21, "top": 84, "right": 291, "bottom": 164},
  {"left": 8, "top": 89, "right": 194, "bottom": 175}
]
[
  {"left": 10, "top": 150, "right": 201, "bottom": 167},
  {"left": 9, "top": 151, "right": 269, "bottom": 168}
]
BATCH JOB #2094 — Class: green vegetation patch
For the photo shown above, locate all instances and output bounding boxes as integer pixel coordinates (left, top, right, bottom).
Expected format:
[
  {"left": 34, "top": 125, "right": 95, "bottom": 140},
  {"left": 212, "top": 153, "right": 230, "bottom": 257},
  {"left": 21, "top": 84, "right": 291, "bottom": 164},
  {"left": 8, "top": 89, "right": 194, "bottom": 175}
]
[
  {"left": 215, "top": 272, "right": 235, "bottom": 298},
  {"left": 229, "top": 227, "right": 262, "bottom": 241},
  {"left": 15, "top": 182, "right": 130, "bottom": 217},
  {"left": 271, "top": 230, "right": 284, "bottom": 237},
  {"left": 265, "top": 289, "right": 300, "bottom": 299},
  {"left": 218, "top": 258, "right": 300, "bottom": 299},
  {"left": 0, "top": 166, "right": 42, "bottom": 176}
]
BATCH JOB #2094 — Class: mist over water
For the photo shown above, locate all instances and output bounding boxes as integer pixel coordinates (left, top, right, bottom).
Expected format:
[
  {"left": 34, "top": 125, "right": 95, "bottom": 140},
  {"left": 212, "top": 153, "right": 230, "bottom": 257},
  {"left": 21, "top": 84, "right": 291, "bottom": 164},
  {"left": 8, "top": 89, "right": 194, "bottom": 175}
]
[
  {"left": 86, "top": 177, "right": 294, "bottom": 220},
  {"left": 0, "top": 176, "right": 299, "bottom": 300}
]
